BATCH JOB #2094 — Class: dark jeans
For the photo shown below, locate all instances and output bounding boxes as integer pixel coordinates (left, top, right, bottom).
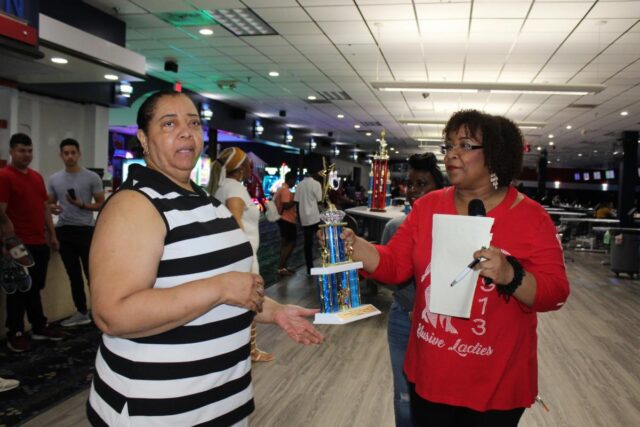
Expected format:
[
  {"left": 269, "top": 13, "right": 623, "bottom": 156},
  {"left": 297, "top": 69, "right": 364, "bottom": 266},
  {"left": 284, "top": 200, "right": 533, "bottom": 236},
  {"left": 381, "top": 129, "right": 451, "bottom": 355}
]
[
  {"left": 302, "top": 222, "right": 319, "bottom": 271},
  {"left": 6, "top": 244, "right": 50, "bottom": 335},
  {"left": 388, "top": 301, "right": 412, "bottom": 427},
  {"left": 409, "top": 383, "right": 525, "bottom": 427},
  {"left": 56, "top": 225, "right": 93, "bottom": 313}
]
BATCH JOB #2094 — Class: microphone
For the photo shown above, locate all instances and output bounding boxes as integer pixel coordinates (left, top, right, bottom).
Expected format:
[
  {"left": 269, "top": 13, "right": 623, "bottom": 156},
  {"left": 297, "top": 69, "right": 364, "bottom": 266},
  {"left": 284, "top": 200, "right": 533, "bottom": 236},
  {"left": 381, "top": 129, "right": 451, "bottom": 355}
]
[
  {"left": 468, "top": 198, "right": 486, "bottom": 217},
  {"left": 450, "top": 199, "right": 490, "bottom": 287}
]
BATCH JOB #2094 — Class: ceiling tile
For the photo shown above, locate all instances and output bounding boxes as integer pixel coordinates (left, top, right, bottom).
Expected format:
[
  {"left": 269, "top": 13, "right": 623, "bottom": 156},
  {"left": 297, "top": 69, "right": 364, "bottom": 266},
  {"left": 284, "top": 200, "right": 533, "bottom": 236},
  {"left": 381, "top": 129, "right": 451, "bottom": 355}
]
[
  {"left": 270, "top": 22, "right": 323, "bottom": 35},
  {"left": 415, "top": 3, "right": 471, "bottom": 20},
  {"left": 360, "top": 4, "right": 416, "bottom": 20},
  {"left": 305, "top": 6, "right": 361, "bottom": 21},
  {"left": 252, "top": 7, "right": 312, "bottom": 22},
  {"left": 473, "top": 2, "right": 532, "bottom": 19},
  {"left": 529, "top": 2, "right": 594, "bottom": 19}
]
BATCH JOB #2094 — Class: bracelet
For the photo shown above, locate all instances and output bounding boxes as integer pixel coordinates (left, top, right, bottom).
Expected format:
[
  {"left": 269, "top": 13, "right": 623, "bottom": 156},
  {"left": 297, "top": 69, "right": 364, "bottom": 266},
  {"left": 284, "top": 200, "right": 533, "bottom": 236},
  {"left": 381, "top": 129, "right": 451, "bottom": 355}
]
[{"left": 496, "top": 256, "right": 525, "bottom": 298}]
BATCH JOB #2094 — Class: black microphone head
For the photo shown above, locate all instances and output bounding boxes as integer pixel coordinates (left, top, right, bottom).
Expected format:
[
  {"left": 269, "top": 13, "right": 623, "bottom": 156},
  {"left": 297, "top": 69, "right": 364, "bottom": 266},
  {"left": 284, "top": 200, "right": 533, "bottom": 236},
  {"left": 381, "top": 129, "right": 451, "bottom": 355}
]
[{"left": 468, "top": 199, "right": 486, "bottom": 216}]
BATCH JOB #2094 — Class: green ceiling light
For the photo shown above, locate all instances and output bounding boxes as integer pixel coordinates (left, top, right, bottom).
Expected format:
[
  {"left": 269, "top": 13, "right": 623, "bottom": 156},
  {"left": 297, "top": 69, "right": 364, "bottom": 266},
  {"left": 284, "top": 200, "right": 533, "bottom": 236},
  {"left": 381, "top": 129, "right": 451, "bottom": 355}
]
[{"left": 155, "top": 10, "right": 218, "bottom": 27}]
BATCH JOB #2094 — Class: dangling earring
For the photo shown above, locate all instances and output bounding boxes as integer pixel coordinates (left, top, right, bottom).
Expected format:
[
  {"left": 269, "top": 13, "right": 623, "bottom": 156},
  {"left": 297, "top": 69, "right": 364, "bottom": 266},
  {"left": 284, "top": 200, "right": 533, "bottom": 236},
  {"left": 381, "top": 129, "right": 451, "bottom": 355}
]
[
  {"left": 142, "top": 146, "right": 149, "bottom": 156},
  {"left": 490, "top": 172, "right": 499, "bottom": 190}
]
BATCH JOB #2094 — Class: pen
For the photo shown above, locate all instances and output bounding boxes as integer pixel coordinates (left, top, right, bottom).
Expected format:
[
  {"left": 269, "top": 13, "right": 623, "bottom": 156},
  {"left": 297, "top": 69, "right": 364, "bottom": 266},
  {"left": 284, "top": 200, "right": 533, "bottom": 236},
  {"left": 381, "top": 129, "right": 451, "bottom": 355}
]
[{"left": 450, "top": 248, "right": 486, "bottom": 287}]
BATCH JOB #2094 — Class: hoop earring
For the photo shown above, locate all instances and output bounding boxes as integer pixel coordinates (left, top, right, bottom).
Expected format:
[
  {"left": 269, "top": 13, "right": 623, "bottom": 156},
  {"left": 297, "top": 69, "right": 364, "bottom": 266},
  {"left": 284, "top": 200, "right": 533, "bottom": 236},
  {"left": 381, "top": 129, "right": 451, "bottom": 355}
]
[{"left": 490, "top": 172, "right": 499, "bottom": 190}]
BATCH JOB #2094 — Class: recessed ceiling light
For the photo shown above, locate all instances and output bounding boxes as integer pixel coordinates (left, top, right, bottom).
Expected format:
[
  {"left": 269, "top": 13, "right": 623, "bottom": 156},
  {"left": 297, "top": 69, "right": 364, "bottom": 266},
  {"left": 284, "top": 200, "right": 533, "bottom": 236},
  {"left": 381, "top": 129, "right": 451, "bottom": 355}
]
[
  {"left": 537, "top": 146, "right": 542, "bottom": 151},
  {"left": 620, "top": 111, "right": 629, "bottom": 116},
  {"left": 366, "top": 132, "right": 372, "bottom": 136},
  {"left": 549, "top": 141, "right": 554, "bottom": 146},
  {"left": 578, "top": 153, "right": 583, "bottom": 157},
  {"left": 337, "top": 114, "right": 344, "bottom": 119},
  {"left": 104, "top": 74, "right": 118, "bottom": 81},
  {"left": 548, "top": 134, "right": 554, "bottom": 138},
  {"left": 307, "top": 95, "right": 317, "bottom": 100},
  {"left": 51, "top": 57, "right": 68, "bottom": 64},
  {"left": 199, "top": 28, "right": 214, "bottom": 36},
  {"left": 566, "top": 125, "right": 572, "bottom": 130},
  {"left": 354, "top": 124, "right": 361, "bottom": 129},
  {"left": 593, "top": 149, "right": 598, "bottom": 153},
  {"left": 268, "top": 71, "right": 279, "bottom": 77}
]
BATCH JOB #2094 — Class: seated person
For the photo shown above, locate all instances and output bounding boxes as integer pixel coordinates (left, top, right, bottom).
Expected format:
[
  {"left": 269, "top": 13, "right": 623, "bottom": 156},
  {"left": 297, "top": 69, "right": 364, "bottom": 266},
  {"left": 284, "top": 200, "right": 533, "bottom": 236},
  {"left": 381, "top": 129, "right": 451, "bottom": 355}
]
[{"left": 595, "top": 202, "right": 616, "bottom": 219}]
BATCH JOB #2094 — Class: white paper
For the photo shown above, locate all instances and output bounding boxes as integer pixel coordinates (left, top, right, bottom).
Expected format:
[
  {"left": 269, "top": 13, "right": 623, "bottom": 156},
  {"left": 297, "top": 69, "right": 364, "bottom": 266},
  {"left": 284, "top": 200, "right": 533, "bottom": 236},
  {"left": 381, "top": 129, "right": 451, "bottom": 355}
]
[{"left": 429, "top": 214, "right": 494, "bottom": 318}]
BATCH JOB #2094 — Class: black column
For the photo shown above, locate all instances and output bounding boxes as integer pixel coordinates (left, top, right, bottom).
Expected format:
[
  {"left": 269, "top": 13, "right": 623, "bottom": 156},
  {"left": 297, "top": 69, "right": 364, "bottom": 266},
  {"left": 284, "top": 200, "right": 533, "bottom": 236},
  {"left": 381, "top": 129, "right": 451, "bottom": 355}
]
[
  {"left": 617, "top": 131, "right": 639, "bottom": 226},
  {"left": 207, "top": 127, "right": 218, "bottom": 159},
  {"left": 537, "top": 148, "right": 548, "bottom": 201}
]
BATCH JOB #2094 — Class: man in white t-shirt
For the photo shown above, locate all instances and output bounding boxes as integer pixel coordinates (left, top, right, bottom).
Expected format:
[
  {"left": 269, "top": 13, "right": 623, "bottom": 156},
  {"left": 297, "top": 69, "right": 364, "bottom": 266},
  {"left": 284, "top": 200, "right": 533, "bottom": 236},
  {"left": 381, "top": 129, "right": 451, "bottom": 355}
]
[{"left": 294, "top": 169, "right": 323, "bottom": 274}]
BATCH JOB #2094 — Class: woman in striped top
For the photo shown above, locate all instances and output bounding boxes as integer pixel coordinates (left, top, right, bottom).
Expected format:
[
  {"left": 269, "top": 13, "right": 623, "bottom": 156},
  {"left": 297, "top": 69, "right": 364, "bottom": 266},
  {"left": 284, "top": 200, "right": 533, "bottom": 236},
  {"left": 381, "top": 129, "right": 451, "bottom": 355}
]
[{"left": 87, "top": 90, "right": 323, "bottom": 426}]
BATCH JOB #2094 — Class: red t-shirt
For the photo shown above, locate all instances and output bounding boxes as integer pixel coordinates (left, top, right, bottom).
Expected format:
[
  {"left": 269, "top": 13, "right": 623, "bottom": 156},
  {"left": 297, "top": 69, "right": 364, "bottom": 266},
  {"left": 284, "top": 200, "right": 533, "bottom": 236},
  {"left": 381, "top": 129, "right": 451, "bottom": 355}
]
[
  {"left": 0, "top": 165, "right": 48, "bottom": 244},
  {"left": 370, "top": 186, "right": 570, "bottom": 411}
]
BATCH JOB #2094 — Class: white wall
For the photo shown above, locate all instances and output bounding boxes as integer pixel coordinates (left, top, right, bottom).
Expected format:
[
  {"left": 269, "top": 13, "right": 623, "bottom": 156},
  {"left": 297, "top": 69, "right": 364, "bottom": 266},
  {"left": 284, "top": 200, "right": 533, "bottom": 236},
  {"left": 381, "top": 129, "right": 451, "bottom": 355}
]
[
  {"left": 334, "top": 158, "right": 372, "bottom": 190},
  {"left": 0, "top": 86, "right": 19, "bottom": 162},
  {"left": 15, "top": 92, "right": 109, "bottom": 178}
]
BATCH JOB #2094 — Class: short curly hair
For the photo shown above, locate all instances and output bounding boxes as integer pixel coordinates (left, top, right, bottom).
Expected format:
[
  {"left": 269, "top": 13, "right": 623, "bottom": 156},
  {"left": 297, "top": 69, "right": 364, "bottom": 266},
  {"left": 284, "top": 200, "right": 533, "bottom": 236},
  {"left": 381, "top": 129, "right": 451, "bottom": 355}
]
[{"left": 443, "top": 110, "right": 523, "bottom": 187}]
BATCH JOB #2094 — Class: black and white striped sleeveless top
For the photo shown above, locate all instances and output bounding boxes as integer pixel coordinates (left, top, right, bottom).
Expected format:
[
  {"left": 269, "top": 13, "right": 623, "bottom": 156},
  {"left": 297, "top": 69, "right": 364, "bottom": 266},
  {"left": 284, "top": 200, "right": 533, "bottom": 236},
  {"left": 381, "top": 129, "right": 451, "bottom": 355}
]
[{"left": 88, "top": 165, "right": 255, "bottom": 426}]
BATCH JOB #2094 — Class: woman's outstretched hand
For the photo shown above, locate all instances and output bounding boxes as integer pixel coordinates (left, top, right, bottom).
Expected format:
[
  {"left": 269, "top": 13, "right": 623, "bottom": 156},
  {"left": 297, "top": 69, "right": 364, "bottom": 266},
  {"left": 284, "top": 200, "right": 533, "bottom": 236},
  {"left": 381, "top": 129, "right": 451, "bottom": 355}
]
[{"left": 273, "top": 305, "right": 324, "bottom": 345}]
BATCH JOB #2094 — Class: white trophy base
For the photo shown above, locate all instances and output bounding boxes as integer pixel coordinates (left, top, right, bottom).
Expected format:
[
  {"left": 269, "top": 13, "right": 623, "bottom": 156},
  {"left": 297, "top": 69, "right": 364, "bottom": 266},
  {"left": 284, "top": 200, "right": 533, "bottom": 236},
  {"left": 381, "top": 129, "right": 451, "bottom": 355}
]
[
  {"left": 310, "top": 261, "right": 363, "bottom": 275},
  {"left": 314, "top": 304, "right": 381, "bottom": 325}
]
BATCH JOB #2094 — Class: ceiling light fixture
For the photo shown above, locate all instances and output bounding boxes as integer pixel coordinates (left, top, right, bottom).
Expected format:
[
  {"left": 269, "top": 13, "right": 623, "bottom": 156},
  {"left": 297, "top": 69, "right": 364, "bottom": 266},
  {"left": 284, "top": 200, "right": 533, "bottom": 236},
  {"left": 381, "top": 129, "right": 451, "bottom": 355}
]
[
  {"left": 51, "top": 57, "right": 68, "bottom": 64},
  {"left": 371, "top": 81, "right": 606, "bottom": 96},
  {"left": 268, "top": 71, "right": 279, "bottom": 77},
  {"left": 549, "top": 141, "right": 554, "bottom": 146},
  {"left": 354, "top": 124, "right": 361, "bottom": 129},
  {"left": 620, "top": 111, "right": 629, "bottom": 116},
  {"left": 548, "top": 134, "right": 554, "bottom": 138},
  {"left": 307, "top": 95, "right": 317, "bottom": 100},
  {"left": 366, "top": 132, "right": 372, "bottom": 136},
  {"left": 337, "top": 114, "right": 344, "bottom": 119},
  {"left": 210, "top": 8, "right": 277, "bottom": 37},
  {"left": 566, "top": 125, "right": 572, "bottom": 130},
  {"left": 400, "top": 119, "right": 545, "bottom": 129},
  {"left": 199, "top": 28, "right": 214, "bottom": 36},
  {"left": 104, "top": 74, "right": 118, "bottom": 81}
]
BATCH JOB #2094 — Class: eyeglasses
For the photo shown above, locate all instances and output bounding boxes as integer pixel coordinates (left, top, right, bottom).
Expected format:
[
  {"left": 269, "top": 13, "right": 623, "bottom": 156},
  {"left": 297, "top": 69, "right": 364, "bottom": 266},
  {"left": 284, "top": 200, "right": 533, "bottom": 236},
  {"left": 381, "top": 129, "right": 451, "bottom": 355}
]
[{"left": 440, "top": 141, "right": 484, "bottom": 155}]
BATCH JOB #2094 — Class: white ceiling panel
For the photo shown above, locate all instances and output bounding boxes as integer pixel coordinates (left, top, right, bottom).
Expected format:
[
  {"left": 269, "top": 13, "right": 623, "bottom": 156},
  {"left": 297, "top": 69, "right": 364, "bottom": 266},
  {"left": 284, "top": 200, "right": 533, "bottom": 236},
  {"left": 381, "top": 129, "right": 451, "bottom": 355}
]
[
  {"left": 529, "top": 2, "right": 594, "bottom": 19},
  {"left": 589, "top": 1, "right": 640, "bottom": 18},
  {"left": 252, "top": 7, "right": 312, "bottom": 23},
  {"left": 472, "top": 2, "right": 532, "bottom": 18},
  {"left": 318, "top": 21, "right": 375, "bottom": 44},
  {"left": 49, "top": 1, "right": 637, "bottom": 167},
  {"left": 305, "top": 6, "right": 361, "bottom": 21},
  {"left": 359, "top": 4, "right": 416, "bottom": 20},
  {"left": 415, "top": 3, "right": 471, "bottom": 20},
  {"left": 419, "top": 19, "right": 469, "bottom": 34}
]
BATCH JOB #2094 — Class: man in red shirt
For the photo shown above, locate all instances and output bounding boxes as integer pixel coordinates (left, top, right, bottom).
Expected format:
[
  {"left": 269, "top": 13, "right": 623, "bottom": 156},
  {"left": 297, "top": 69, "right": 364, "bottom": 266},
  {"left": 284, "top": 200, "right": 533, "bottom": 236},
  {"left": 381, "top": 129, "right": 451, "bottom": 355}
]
[{"left": 0, "top": 133, "right": 63, "bottom": 352}]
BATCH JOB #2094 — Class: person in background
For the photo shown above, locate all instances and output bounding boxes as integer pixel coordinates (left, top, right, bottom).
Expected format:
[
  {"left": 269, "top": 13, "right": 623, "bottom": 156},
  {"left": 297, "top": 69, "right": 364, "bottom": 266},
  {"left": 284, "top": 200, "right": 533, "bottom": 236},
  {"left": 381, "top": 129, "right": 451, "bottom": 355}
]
[
  {"left": 381, "top": 152, "right": 444, "bottom": 426},
  {"left": 294, "top": 168, "right": 323, "bottom": 275},
  {"left": 209, "top": 146, "right": 273, "bottom": 362},
  {"left": 341, "top": 110, "right": 569, "bottom": 426},
  {"left": 87, "top": 90, "right": 322, "bottom": 426},
  {"left": 0, "top": 133, "right": 63, "bottom": 353},
  {"left": 275, "top": 171, "right": 298, "bottom": 276},
  {"left": 595, "top": 201, "right": 616, "bottom": 219},
  {"left": 48, "top": 138, "right": 105, "bottom": 327}
]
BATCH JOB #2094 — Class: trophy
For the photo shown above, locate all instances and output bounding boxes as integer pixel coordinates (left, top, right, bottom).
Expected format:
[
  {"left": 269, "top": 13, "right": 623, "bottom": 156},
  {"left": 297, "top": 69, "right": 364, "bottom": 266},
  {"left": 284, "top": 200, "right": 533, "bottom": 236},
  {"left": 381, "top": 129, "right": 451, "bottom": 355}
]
[
  {"left": 311, "top": 159, "right": 381, "bottom": 324},
  {"left": 368, "top": 130, "right": 391, "bottom": 212}
]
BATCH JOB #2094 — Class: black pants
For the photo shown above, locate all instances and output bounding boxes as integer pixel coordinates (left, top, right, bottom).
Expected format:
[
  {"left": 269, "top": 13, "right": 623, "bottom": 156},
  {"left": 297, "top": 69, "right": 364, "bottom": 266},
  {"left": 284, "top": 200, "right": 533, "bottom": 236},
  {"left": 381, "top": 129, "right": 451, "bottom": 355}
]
[
  {"left": 409, "top": 383, "right": 525, "bottom": 427},
  {"left": 56, "top": 225, "right": 93, "bottom": 313},
  {"left": 6, "top": 244, "right": 50, "bottom": 335},
  {"left": 302, "top": 222, "right": 320, "bottom": 272}
]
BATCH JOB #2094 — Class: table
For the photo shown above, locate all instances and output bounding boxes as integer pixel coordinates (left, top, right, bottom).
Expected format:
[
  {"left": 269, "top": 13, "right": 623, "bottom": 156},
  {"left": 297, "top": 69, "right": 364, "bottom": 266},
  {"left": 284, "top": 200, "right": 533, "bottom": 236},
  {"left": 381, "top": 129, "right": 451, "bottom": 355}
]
[
  {"left": 559, "top": 218, "right": 620, "bottom": 252},
  {"left": 548, "top": 211, "right": 587, "bottom": 218},
  {"left": 345, "top": 205, "right": 406, "bottom": 242}
]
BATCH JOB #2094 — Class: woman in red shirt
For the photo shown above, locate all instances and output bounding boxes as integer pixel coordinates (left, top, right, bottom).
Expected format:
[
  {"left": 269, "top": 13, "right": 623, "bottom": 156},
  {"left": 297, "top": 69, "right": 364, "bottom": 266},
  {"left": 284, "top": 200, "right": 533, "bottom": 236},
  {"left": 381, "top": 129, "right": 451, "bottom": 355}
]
[{"left": 343, "top": 110, "right": 569, "bottom": 426}]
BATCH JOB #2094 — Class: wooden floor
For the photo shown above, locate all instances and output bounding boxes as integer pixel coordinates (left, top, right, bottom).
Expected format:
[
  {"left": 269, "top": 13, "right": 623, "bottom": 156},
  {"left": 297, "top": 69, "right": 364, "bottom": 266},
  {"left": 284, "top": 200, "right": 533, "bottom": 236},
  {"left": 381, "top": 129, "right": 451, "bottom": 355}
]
[{"left": 21, "top": 250, "right": 640, "bottom": 427}]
